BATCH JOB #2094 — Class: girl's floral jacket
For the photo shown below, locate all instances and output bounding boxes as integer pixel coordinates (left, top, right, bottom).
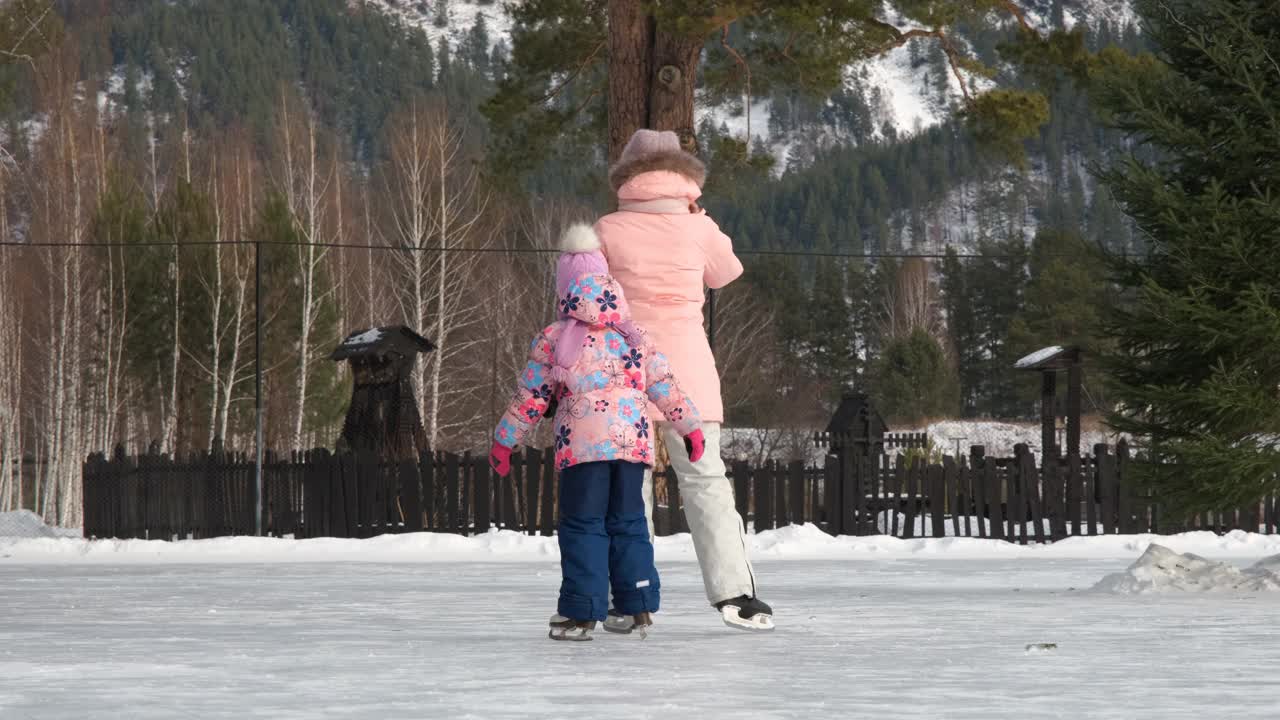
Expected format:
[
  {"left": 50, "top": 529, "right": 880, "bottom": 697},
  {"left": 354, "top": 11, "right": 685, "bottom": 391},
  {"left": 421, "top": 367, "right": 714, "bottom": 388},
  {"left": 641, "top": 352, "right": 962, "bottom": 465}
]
[{"left": 493, "top": 273, "right": 700, "bottom": 470}]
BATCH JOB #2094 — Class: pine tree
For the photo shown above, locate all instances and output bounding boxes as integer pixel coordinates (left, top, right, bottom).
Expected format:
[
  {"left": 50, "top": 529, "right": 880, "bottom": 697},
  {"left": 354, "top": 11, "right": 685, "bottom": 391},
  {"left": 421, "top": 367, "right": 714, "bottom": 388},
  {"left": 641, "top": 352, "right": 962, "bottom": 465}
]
[
  {"left": 462, "top": 14, "right": 490, "bottom": 74},
  {"left": 1097, "top": 0, "right": 1280, "bottom": 514},
  {"left": 968, "top": 238, "right": 1030, "bottom": 416},
  {"left": 870, "top": 328, "right": 961, "bottom": 425},
  {"left": 940, "top": 248, "right": 981, "bottom": 415},
  {"left": 1008, "top": 230, "right": 1107, "bottom": 359},
  {"left": 484, "top": 1, "right": 1074, "bottom": 179},
  {"left": 805, "top": 260, "right": 858, "bottom": 396}
]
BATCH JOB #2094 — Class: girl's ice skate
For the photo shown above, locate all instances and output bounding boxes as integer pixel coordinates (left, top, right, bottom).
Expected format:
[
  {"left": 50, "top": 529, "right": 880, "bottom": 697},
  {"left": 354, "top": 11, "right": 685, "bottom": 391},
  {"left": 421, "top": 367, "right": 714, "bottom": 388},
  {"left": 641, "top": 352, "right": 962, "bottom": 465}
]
[
  {"left": 548, "top": 614, "right": 596, "bottom": 642},
  {"left": 602, "top": 609, "right": 653, "bottom": 638}
]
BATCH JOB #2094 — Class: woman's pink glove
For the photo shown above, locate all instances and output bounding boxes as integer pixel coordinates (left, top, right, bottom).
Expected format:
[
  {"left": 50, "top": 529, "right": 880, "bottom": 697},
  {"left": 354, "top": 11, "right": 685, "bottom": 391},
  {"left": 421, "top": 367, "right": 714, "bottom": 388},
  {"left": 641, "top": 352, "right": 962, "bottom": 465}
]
[
  {"left": 683, "top": 429, "right": 706, "bottom": 464},
  {"left": 489, "top": 444, "right": 513, "bottom": 478}
]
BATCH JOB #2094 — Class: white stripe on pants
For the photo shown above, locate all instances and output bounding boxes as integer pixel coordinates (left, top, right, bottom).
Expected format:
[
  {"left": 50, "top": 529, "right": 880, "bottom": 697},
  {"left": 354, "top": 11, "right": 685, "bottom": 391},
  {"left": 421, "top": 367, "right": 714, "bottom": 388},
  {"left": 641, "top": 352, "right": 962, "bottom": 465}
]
[{"left": 643, "top": 423, "right": 756, "bottom": 606}]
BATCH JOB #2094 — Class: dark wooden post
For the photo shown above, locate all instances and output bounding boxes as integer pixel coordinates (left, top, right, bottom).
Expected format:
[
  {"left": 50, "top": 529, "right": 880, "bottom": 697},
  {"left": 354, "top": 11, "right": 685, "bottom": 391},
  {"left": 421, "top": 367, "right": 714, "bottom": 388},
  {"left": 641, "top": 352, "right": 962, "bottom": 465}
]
[
  {"left": 1040, "top": 371, "right": 1057, "bottom": 460},
  {"left": 824, "top": 455, "right": 841, "bottom": 536},
  {"left": 1066, "top": 365, "right": 1083, "bottom": 458}
]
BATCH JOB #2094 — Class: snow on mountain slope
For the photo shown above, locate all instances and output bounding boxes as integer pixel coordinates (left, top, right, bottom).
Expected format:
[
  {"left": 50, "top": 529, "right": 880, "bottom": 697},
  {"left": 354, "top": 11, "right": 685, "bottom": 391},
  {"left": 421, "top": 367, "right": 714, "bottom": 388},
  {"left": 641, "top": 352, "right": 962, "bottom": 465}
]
[
  {"left": 362, "top": 0, "right": 512, "bottom": 51},
  {"left": 1023, "top": 0, "right": 1140, "bottom": 32}
]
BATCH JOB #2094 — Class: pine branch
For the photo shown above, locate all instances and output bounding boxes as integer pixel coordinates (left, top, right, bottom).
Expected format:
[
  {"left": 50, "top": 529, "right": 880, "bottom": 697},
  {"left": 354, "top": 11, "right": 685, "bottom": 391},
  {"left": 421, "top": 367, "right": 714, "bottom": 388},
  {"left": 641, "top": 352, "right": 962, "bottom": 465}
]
[
  {"left": 538, "top": 40, "right": 606, "bottom": 105},
  {"left": 866, "top": 19, "right": 973, "bottom": 102},
  {"left": 997, "top": 0, "right": 1036, "bottom": 34}
]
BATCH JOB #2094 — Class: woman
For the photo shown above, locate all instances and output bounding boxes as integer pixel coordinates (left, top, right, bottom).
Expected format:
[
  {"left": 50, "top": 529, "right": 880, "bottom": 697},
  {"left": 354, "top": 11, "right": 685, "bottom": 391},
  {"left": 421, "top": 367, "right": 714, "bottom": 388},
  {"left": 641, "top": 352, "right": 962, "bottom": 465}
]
[{"left": 594, "top": 129, "right": 774, "bottom": 632}]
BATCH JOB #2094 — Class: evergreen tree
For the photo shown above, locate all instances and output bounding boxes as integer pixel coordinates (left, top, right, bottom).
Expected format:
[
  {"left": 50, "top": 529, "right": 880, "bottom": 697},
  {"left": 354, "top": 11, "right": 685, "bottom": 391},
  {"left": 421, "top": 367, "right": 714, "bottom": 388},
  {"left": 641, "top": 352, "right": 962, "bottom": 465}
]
[
  {"left": 1097, "top": 0, "right": 1280, "bottom": 514},
  {"left": 485, "top": 1, "right": 1072, "bottom": 180},
  {"left": 805, "top": 260, "right": 859, "bottom": 396},
  {"left": 870, "top": 328, "right": 961, "bottom": 425},
  {"left": 1008, "top": 230, "right": 1108, "bottom": 359},
  {"left": 1007, "top": 229, "right": 1110, "bottom": 408},
  {"left": 463, "top": 15, "right": 491, "bottom": 76},
  {"left": 969, "top": 238, "right": 1030, "bottom": 416},
  {"left": 940, "top": 248, "right": 981, "bottom": 415}
]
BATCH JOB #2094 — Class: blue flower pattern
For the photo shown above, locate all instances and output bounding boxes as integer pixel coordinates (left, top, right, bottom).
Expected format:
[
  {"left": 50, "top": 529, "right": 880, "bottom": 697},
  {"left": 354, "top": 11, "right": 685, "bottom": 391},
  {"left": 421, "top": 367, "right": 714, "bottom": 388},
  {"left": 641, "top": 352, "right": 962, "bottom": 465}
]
[
  {"left": 580, "top": 371, "right": 610, "bottom": 392},
  {"left": 590, "top": 442, "right": 619, "bottom": 461},
  {"left": 555, "top": 425, "right": 572, "bottom": 450},
  {"left": 520, "top": 361, "right": 545, "bottom": 391},
  {"left": 596, "top": 289, "right": 618, "bottom": 312}
]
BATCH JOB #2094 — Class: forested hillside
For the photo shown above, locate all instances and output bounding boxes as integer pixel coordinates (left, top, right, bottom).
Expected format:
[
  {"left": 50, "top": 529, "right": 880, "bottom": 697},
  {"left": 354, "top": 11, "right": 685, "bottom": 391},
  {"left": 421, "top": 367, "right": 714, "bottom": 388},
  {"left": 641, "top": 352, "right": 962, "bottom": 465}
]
[{"left": 0, "top": 0, "right": 1151, "bottom": 524}]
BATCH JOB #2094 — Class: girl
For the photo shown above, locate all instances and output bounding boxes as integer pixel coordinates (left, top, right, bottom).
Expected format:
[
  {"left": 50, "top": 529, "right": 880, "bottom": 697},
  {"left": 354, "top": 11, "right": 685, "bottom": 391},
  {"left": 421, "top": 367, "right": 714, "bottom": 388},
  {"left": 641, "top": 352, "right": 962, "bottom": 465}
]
[
  {"left": 594, "top": 129, "right": 774, "bottom": 631},
  {"left": 489, "top": 224, "right": 705, "bottom": 641}
]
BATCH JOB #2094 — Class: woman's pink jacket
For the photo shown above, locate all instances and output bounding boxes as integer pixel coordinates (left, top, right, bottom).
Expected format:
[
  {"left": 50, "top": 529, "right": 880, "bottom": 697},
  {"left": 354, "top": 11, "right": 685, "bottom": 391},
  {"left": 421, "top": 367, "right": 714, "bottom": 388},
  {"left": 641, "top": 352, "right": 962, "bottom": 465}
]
[{"left": 596, "top": 170, "right": 743, "bottom": 423}]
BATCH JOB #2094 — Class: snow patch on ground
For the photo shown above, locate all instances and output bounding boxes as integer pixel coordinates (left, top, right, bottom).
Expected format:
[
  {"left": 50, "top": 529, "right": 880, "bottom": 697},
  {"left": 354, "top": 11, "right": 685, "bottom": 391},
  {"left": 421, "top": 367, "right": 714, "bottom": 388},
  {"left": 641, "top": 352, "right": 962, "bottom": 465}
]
[
  {"left": 6, "top": 526, "right": 1280, "bottom": 565},
  {"left": 901, "top": 419, "right": 1117, "bottom": 458},
  {"left": 1093, "top": 543, "right": 1280, "bottom": 594},
  {"left": 725, "top": 419, "right": 1118, "bottom": 462},
  {"left": 0, "top": 510, "right": 80, "bottom": 539}
]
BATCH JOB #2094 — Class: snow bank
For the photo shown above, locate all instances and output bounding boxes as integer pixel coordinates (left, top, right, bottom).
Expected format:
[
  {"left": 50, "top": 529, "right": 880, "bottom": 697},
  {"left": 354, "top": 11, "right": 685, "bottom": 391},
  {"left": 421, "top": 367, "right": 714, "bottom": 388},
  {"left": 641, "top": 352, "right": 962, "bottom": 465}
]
[
  {"left": 5, "top": 525, "right": 1280, "bottom": 565},
  {"left": 0, "top": 510, "right": 80, "bottom": 539},
  {"left": 1092, "top": 544, "right": 1280, "bottom": 594}
]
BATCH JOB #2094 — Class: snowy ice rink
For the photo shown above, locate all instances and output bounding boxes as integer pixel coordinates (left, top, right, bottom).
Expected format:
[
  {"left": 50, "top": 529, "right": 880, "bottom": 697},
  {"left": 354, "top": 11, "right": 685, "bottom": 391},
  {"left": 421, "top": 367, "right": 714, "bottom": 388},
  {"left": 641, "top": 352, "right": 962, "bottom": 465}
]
[{"left": 4, "top": 528, "right": 1280, "bottom": 719}]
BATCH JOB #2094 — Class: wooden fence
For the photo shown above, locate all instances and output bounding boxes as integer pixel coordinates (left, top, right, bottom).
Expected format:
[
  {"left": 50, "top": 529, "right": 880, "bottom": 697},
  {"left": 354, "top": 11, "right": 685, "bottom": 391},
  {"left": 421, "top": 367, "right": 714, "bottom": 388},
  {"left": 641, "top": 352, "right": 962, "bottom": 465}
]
[{"left": 81, "top": 442, "right": 1280, "bottom": 542}]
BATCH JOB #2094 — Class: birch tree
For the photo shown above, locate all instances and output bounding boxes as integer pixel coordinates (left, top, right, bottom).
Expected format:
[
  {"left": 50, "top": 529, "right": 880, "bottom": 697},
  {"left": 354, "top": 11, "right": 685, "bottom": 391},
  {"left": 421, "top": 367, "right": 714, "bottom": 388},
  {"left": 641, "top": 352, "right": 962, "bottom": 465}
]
[
  {"left": 26, "top": 43, "right": 103, "bottom": 526},
  {"left": 277, "top": 93, "right": 346, "bottom": 451},
  {"left": 0, "top": 165, "right": 21, "bottom": 511},
  {"left": 382, "top": 101, "right": 493, "bottom": 447},
  {"left": 176, "top": 130, "right": 261, "bottom": 452}
]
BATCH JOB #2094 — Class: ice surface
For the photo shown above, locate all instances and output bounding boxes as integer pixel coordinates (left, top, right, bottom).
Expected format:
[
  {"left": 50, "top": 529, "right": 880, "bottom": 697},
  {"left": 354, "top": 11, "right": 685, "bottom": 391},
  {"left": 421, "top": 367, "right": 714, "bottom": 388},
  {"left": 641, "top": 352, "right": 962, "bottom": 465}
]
[
  {"left": 3, "top": 550, "right": 1280, "bottom": 719},
  {"left": 1093, "top": 543, "right": 1280, "bottom": 594}
]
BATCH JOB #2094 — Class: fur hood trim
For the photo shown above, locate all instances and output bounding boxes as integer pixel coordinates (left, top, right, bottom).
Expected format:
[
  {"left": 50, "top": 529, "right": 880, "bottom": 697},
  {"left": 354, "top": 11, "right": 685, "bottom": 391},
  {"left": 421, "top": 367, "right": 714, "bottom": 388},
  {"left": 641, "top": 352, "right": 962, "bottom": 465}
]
[{"left": 609, "top": 150, "right": 706, "bottom": 193}]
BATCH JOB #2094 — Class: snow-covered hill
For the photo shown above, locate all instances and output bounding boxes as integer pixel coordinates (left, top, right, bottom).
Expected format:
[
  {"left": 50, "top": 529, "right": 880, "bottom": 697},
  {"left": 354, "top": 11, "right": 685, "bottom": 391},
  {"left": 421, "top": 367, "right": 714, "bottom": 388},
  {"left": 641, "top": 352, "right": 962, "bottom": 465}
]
[
  {"left": 368, "top": 1, "right": 1138, "bottom": 150},
  {"left": 362, "top": 0, "right": 512, "bottom": 51}
]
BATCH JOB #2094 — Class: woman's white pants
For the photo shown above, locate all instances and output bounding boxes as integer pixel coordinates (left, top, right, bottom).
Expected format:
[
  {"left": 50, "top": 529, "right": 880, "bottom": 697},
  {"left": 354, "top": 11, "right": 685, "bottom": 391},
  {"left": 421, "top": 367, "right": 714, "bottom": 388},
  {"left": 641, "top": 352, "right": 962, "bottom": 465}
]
[{"left": 644, "top": 423, "right": 757, "bottom": 605}]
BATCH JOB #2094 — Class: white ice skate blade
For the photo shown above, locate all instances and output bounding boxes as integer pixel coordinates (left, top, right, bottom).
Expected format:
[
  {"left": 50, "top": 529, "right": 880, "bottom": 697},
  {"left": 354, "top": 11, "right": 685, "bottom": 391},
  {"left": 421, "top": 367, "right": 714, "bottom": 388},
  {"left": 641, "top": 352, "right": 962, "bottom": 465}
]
[
  {"left": 721, "top": 607, "right": 776, "bottom": 632},
  {"left": 603, "top": 616, "right": 635, "bottom": 634},
  {"left": 548, "top": 627, "right": 593, "bottom": 642}
]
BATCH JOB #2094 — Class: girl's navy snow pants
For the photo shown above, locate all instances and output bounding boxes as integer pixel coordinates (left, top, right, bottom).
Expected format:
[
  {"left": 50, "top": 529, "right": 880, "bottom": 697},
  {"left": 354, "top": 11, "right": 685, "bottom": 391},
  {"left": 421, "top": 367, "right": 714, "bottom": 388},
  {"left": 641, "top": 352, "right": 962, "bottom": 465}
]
[{"left": 557, "top": 460, "right": 660, "bottom": 622}]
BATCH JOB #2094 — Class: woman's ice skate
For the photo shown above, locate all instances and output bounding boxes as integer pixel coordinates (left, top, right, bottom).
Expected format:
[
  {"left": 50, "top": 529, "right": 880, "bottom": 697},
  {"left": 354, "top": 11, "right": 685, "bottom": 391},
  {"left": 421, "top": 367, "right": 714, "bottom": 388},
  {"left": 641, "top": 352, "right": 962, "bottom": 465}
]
[{"left": 715, "top": 595, "right": 775, "bottom": 631}]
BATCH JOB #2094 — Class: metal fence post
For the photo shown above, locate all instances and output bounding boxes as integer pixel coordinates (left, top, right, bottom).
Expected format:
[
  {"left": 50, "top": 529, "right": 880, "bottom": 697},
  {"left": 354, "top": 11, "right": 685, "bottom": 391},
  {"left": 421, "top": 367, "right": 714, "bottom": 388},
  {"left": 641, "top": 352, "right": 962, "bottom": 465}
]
[{"left": 254, "top": 239, "right": 264, "bottom": 536}]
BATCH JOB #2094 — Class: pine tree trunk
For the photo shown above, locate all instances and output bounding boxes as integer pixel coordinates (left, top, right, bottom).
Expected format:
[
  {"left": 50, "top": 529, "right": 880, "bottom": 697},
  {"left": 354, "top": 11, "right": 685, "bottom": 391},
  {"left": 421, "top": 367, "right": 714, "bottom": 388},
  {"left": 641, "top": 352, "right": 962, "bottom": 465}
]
[
  {"left": 647, "top": 32, "right": 702, "bottom": 148},
  {"left": 606, "top": 0, "right": 652, "bottom": 163},
  {"left": 606, "top": 2, "right": 703, "bottom": 161}
]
